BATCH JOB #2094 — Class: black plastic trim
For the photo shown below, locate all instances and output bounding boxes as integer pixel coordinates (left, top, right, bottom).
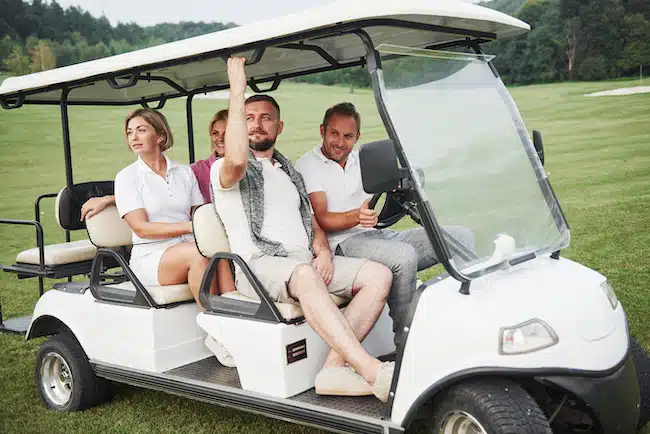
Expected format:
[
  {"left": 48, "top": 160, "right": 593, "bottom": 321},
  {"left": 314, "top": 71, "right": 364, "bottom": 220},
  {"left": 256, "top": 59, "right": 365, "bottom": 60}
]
[
  {"left": 93, "top": 362, "right": 401, "bottom": 434},
  {"left": 142, "top": 73, "right": 189, "bottom": 95},
  {"left": 249, "top": 74, "right": 282, "bottom": 93},
  {"left": 107, "top": 73, "right": 140, "bottom": 89},
  {"left": 0, "top": 95, "right": 24, "bottom": 109},
  {"left": 140, "top": 97, "right": 167, "bottom": 109},
  {"left": 186, "top": 94, "right": 196, "bottom": 163},
  {"left": 279, "top": 42, "right": 341, "bottom": 67},
  {"left": 60, "top": 88, "right": 74, "bottom": 190},
  {"left": 89, "top": 249, "right": 157, "bottom": 308},
  {"left": 198, "top": 252, "right": 283, "bottom": 324},
  {"left": 1, "top": 260, "right": 95, "bottom": 279}
]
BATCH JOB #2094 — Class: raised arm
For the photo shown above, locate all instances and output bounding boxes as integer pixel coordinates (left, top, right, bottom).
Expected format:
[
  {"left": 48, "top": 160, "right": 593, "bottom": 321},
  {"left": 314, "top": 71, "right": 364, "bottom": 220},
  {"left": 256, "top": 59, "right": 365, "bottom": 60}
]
[{"left": 219, "top": 57, "right": 250, "bottom": 189}]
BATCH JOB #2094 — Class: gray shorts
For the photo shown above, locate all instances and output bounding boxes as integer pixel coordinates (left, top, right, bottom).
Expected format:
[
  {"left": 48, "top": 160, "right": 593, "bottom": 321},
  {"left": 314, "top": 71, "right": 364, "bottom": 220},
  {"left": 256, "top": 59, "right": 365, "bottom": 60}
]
[{"left": 235, "top": 248, "right": 367, "bottom": 303}]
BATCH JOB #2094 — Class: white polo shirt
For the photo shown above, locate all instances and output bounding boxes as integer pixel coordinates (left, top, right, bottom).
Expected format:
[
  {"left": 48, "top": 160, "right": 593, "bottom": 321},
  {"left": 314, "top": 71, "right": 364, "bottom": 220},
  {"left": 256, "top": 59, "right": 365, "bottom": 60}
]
[
  {"left": 295, "top": 146, "right": 372, "bottom": 250},
  {"left": 115, "top": 156, "right": 204, "bottom": 246},
  {"left": 210, "top": 157, "right": 310, "bottom": 261}
]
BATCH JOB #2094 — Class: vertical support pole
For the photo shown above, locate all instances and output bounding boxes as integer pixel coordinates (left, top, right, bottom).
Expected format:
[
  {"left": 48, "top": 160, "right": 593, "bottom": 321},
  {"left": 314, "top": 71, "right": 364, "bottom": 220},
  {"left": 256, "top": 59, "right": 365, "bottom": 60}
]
[
  {"left": 186, "top": 94, "right": 196, "bottom": 164},
  {"left": 61, "top": 88, "right": 74, "bottom": 285},
  {"left": 60, "top": 87, "right": 74, "bottom": 190}
]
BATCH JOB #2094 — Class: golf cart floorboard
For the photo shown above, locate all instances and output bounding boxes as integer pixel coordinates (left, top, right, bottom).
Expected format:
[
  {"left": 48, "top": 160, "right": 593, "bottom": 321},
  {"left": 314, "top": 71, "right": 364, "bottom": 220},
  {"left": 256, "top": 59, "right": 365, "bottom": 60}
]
[
  {"left": 166, "top": 357, "right": 386, "bottom": 418},
  {"left": 95, "top": 358, "right": 398, "bottom": 434}
]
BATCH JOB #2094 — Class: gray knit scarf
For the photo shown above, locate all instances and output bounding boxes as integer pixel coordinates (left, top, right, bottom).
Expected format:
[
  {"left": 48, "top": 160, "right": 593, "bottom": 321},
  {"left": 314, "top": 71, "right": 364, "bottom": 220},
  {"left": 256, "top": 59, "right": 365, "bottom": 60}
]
[{"left": 239, "top": 149, "right": 313, "bottom": 257}]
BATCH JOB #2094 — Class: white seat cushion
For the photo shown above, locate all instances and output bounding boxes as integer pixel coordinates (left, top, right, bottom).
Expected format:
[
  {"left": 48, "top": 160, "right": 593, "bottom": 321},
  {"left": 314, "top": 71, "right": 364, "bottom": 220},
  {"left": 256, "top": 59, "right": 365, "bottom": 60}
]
[
  {"left": 192, "top": 204, "right": 230, "bottom": 257},
  {"left": 106, "top": 282, "right": 194, "bottom": 305},
  {"left": 85, "top": 205, "right": 133, "bottom": 248},
  {"left": 221, "top": 291, "right": 348, "bottom": 320},
  {"left": 16, "top": 239, "right": 97, "bottom": 266}
]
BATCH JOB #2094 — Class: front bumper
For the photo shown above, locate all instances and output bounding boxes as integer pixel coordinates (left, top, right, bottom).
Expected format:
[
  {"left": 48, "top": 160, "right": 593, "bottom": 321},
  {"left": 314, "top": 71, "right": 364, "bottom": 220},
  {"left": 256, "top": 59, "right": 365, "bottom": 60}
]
[{"left": 540, "top": 355, "right": 640, "bottom": 433}]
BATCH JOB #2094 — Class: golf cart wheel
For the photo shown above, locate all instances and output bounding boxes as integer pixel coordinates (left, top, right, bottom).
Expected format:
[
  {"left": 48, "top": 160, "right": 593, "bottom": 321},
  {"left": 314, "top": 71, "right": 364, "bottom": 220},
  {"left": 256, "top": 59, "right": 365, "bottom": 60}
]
[
  {"left": 429, "top": 380, "right": 552, "bottom": 434},
  {"left": 631, "top": 336, "right": 650, "bottom": 430},
  {"left": 35, "top": 333, "right": 109, "bottom": 411}
]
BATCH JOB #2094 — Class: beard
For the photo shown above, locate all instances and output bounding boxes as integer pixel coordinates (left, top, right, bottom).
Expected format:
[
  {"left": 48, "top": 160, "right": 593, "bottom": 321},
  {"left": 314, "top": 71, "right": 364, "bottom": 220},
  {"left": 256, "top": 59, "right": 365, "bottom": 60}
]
[{"left": 249, "top": 138, "right": 275, "bottom": 152}]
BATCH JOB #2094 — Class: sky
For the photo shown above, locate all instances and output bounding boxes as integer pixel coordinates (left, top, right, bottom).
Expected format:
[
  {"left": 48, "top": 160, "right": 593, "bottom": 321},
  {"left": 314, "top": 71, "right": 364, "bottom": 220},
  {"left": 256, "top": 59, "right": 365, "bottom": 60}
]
[{"left": 53, "top": 0, "right": 482, "bottom": 27}]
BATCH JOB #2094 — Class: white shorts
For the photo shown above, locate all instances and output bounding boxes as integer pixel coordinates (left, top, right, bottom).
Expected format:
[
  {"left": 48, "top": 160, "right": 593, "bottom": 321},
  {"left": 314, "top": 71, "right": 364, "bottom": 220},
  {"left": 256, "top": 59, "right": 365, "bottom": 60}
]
[{"left": 129, "top": 235, "right": 195, "bottom": 286}]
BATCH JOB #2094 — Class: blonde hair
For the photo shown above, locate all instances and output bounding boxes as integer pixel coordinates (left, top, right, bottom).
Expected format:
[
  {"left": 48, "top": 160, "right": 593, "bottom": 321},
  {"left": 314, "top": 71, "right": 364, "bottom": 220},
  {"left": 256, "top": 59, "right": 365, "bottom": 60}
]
[
  {"left": 124, "top": 108, "right": 174, "bottom": 152},
  {"left": 208, "top": 109, "right": 228, "bottom": 134}
]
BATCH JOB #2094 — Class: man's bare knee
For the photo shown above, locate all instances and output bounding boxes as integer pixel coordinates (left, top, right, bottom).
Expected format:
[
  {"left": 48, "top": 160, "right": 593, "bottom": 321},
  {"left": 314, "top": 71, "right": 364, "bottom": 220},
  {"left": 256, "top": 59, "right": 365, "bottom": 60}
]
[
  {"left": 355, "top": 261, "right": 392, "bottom": 298},
  {"left": 288, "top": 263, "right": 320, "bottom": 299}
]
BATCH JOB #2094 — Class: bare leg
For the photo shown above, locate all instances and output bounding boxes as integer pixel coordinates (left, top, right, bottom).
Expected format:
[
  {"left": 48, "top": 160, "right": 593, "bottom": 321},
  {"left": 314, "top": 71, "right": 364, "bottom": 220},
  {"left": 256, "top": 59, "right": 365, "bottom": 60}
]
[
  {"left": 322, "top": 261, "right": 392, "bottom": 369},
  {"left": 157, "top": 242, "right": 217, "bottom": 310},
  {"left": 216, "top": 259, "right": 236, "bottom": 295},
  {"left": 288, "top": 264, "right": 387, "bottom": 385}
]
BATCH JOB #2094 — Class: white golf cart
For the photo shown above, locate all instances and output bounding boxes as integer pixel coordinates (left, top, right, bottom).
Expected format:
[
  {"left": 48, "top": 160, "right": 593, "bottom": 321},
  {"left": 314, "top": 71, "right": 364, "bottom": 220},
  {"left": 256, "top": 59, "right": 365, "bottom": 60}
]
[{"left": 1, "top": 1, "right": 648, "bottom": 433}]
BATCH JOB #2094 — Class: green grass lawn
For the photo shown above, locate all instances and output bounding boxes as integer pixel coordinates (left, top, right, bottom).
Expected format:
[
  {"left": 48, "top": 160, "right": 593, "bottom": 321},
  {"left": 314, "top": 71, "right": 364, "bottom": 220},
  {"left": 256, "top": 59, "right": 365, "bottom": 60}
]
[{"left": 0, "top": 80, "right": 649, "bottom": 433}]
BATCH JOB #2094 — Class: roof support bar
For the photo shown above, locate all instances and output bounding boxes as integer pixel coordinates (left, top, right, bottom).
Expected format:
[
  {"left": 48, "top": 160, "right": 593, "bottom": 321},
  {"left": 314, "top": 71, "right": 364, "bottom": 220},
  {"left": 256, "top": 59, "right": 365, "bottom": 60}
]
[
  {"left": 278, "top": 42, "right": 341, "bottom": 67},
  {"left": 0, "top": 95, "right": 24, "bottom": 109},
  {"left": 107, "top": 73, "right": 140, "bottom": 89},
  {"left": 60, "top": 88, "right": 74, "bottom": 190},
  {"left": 248, "top": 74, "right": 281, "bottom": 93},
  {"left": 140, "top": 96, "right": 167, "bottom": 109},
  {"left": 186, "top": 94, "right": 196, "bottom": 164},
  {"left": 222, "top": 47, "right": 266, "bottom": 66},
  {"left": 142, "top": 73, "right": 189, "bottom": 95}
]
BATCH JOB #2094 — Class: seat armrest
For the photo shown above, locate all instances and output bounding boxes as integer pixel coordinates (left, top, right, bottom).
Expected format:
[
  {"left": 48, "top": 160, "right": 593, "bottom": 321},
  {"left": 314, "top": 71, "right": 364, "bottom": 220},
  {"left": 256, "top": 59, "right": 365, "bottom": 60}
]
[{"left": 0, "top": 218, "right": 45, "bottom": 269}]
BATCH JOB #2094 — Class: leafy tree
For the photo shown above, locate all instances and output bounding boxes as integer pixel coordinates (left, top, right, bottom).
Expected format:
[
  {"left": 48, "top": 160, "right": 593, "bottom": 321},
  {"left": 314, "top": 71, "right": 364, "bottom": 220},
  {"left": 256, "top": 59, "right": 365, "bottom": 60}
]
[
  {"left": 618, "top": 13, "right": 650, "bottom": 73},
  {"left": 29, "top": 39, "right": 56, "bottom": 72},
  {"left": 3, "top": 45, "right": 30, "bottom": 75}
]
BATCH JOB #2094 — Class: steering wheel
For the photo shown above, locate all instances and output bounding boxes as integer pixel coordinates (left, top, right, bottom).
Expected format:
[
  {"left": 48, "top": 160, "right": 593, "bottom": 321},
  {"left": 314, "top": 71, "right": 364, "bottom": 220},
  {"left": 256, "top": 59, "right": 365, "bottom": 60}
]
[{"left": 368, "top": 190, "right": 421, "bottom": 229}]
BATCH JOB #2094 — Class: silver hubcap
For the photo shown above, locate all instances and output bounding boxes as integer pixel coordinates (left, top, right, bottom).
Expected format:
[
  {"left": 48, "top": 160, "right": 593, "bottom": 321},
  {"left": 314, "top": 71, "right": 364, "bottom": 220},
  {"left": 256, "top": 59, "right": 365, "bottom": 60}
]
[
  {"left": 440, "top": 411, "right": 488, "bottom": 434},
  {"left": 40, "top": 352, "right": 73, "bottom": 406}
]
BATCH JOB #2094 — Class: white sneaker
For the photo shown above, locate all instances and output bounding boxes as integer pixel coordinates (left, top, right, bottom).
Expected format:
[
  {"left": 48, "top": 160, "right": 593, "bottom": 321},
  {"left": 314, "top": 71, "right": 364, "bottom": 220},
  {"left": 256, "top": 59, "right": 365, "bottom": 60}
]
[{"left": 205, "top": 335, "right": 236, "bottom": 368}]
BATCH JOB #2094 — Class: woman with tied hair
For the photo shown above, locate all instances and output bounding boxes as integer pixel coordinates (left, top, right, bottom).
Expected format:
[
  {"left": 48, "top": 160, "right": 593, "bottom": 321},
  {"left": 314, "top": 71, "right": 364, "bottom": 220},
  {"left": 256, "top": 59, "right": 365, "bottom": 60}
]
[
  {"left": 191, "top": 108, "right": 228, "bottom": 203},
  {"left": 113, "top": 108, "right": 236, "bottom": 367},
  {"left": 113, "top": 108, "right": 235, "bottom": 301},
  {"left": 81, "top": 109, "right": 229, "bottom": 219}
]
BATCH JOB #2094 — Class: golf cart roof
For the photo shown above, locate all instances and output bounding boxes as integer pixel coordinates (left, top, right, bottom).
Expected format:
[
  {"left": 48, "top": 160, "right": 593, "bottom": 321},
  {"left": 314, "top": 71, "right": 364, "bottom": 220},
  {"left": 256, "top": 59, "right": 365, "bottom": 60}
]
[{"left": 0, "top": 0, "right": 529, "bottom": 107}]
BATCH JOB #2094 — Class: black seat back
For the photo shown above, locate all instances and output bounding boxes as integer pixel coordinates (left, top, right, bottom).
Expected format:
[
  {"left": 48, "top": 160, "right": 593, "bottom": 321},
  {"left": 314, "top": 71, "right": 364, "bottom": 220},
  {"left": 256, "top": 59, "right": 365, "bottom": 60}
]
[{"left": 56, "top": 181, "right": 114, "bottom": 231}]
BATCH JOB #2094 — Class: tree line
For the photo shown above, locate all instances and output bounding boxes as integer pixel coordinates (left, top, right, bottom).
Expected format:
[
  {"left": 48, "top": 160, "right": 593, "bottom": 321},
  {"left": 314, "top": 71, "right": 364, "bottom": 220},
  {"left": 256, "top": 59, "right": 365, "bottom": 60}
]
[
  {"left": 297, "top": 0, "right": 650, "bottom": 86},
  {"left": 484, "top": 0, "right": 650, "bottom": 84},
  {"left": 1, "top": 0, "right": 649, "bottom": 86},
  {"left": 0, "top": 0, "right": 234, "bottom": 76}
]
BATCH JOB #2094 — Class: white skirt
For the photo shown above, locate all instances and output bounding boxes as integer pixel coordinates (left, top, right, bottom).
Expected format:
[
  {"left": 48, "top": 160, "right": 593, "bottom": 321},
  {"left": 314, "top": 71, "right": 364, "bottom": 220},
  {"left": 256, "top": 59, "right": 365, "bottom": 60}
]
[{"left": 129, "top": 235, "right": 195, "bottom": 286}]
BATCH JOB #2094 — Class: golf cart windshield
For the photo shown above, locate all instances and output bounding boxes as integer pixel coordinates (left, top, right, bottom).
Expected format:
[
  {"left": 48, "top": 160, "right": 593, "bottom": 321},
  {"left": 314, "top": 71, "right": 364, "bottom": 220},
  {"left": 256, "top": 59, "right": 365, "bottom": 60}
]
[{"left": 377, "top": 45, "right": 570, "bottom": 278}]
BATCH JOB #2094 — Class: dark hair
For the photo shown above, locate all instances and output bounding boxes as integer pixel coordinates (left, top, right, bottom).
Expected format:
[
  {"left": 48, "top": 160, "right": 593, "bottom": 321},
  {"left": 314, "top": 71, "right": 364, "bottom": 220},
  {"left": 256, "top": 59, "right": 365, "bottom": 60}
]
[
  {"left": 322, "top": 102, "right": 361, "bottom": 132},
  {"left": 245, "top": 94, "right": 281, "bottom": 118}
]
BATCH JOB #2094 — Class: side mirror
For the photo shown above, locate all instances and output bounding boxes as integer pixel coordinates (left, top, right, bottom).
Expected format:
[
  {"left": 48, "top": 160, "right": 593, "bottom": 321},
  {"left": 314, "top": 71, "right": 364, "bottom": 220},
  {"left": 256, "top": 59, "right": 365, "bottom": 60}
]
[
  {"left": 359, "top": 139, "right": 404, "bottom": 193},
  {"left": 532, "top": 130, "right": 545, "bottom": 166}
]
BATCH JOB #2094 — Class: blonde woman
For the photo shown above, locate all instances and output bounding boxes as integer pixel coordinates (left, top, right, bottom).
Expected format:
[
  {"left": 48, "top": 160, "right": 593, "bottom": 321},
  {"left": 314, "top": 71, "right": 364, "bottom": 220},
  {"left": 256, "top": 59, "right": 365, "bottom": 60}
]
[
  {"left": 191, "top": 109, "right": 228, "bottom": 203},
  {"left": 113, "top": 108, "right": 235, "bottom": 301}
]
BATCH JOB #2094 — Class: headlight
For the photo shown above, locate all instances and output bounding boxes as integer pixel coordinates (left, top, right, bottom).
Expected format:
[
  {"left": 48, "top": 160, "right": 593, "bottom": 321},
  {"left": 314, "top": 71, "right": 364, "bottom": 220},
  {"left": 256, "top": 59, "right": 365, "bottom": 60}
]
[
  {"left": 499, "top": 319, "right": 558, "bottom": 355},
  {"left": 601, "top": 280, "right": 619, "bottom": 310}
]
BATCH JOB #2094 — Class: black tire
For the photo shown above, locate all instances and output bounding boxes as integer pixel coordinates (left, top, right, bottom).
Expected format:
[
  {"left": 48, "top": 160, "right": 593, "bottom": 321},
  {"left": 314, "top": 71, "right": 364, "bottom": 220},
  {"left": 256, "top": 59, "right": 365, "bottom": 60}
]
[
  {"left": 631, "top": 337, "right": 650, "bottom": 431},
  {"left": 429, "top": 380, "right": 552, "bottom": 434},
  {"left": 35, "top": 333, "right": 110, "bottom": 411}
]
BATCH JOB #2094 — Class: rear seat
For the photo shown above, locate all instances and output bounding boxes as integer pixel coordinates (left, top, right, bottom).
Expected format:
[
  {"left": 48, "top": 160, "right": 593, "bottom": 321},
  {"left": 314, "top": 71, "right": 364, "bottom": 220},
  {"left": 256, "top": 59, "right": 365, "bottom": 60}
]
[
  {"left": 85, "top": 205, "right": 195, "bottom": 306},
  {"left": 1, "top": 181, "right": 116, "bottom": 291},
  {"left": 191, "top": 204, "right": 349, "bottom": 320}
]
